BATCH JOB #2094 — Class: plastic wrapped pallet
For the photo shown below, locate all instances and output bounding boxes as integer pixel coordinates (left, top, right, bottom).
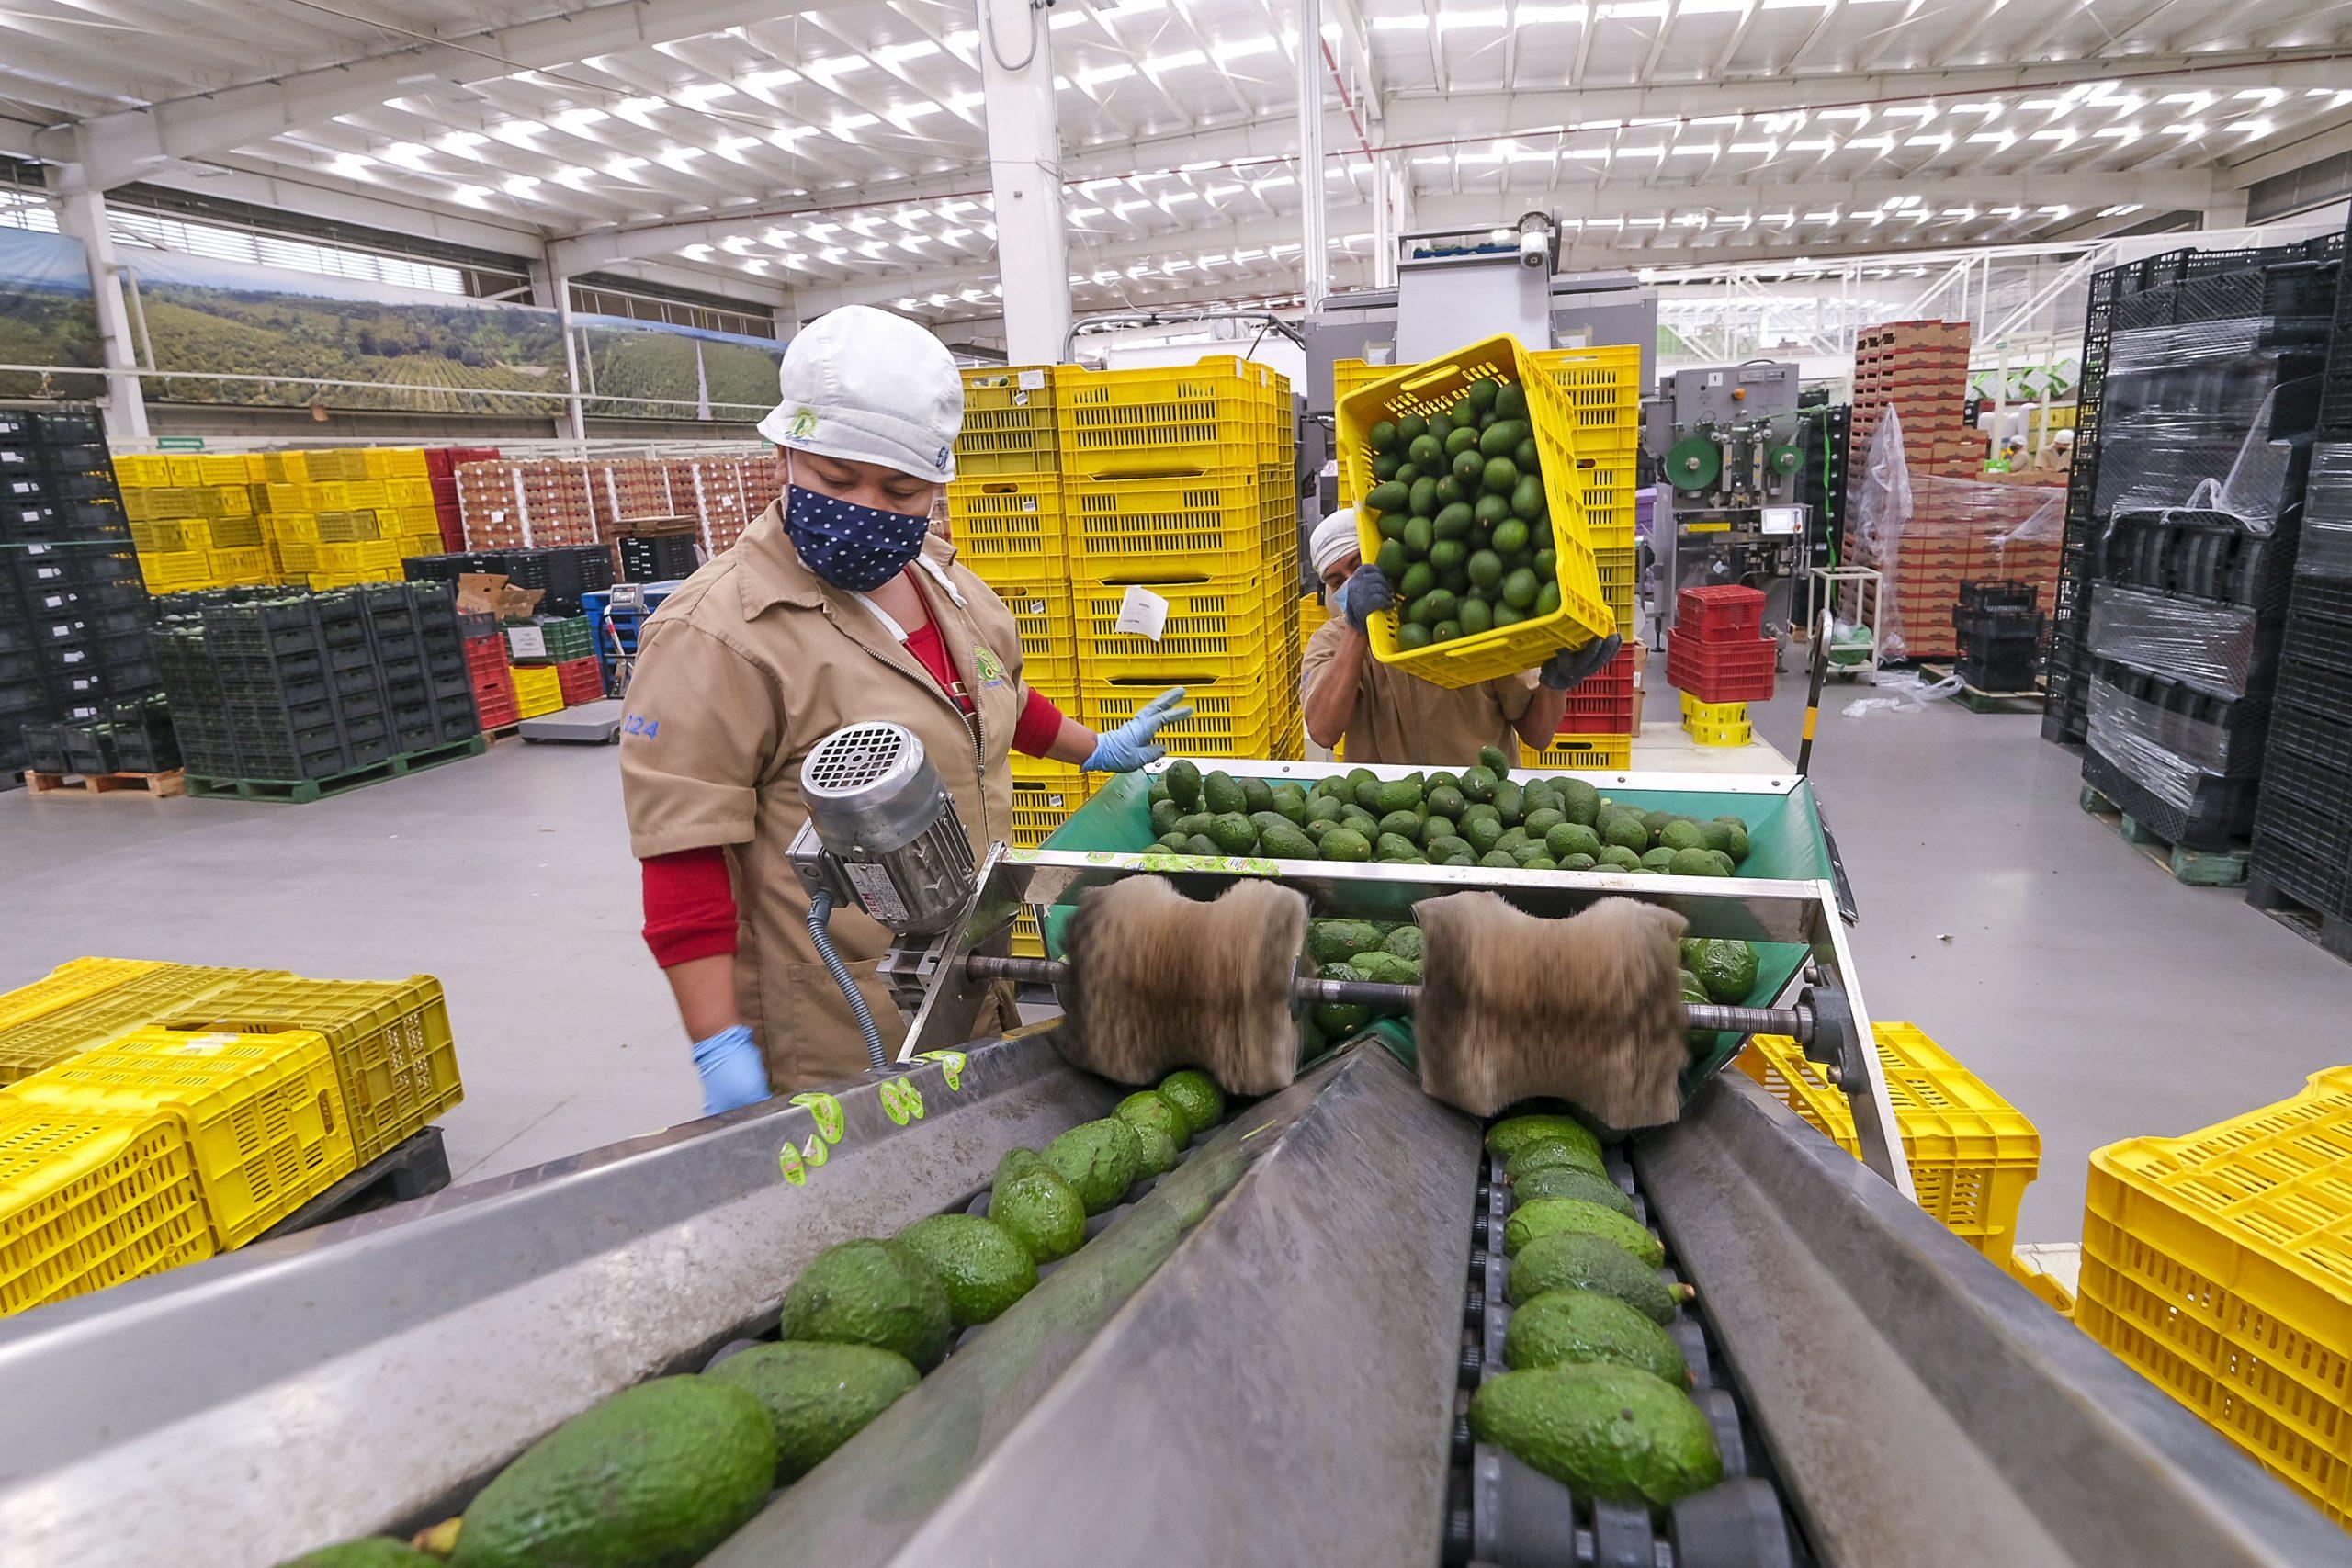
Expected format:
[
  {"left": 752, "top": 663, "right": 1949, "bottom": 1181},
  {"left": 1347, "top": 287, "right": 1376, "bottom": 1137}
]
[
  {"left": 2092, "top": 360, "right": 2324, "bottom": 535},
  {"left": 2086, "top": 673, "right": 2266, "bottom": 812},
  {"left": 1841, "top": 411, "right": 2064, "bottom": 660},
  {"left": 2301, "top": 442, "right": 2352, "bottom": 581},
  {"left": 2084, "top": 584, "right": 2266, "bottom": 699}
]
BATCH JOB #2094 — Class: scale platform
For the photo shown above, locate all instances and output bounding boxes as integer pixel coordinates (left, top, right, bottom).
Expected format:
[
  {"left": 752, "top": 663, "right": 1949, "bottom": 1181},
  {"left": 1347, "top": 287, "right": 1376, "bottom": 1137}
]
[{"left": 519, "top": 698, "right": 625, "bottom": 744}]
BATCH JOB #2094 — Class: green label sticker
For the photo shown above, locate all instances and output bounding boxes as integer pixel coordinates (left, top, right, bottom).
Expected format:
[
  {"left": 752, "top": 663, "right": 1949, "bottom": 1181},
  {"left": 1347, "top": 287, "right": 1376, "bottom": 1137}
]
[
  {"left": 802, "top": 1132, "right": 830, "bottom": 1168},
  {"left": 791, "top": 1091, "right": 846, "bottom": 1143},
  {"left": 878, "top": 1079, "right": 912, "bottom": 1125},
  {"left": 778, "top": 1142, "right": 807, "bottom": 1185},
  {"left": 917, "top": 1050, "right": 967, "bottom": 1090}
]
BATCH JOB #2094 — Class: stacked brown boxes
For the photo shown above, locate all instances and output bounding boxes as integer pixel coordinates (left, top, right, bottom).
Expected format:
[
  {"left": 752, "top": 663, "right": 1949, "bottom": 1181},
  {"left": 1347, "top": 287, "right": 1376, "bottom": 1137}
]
[
  {"left": 455, "top": 460, "right": 599, "bottom": 549},
  {"left": 1841, "top": 321, "right": 2063, "bottom": 662}
]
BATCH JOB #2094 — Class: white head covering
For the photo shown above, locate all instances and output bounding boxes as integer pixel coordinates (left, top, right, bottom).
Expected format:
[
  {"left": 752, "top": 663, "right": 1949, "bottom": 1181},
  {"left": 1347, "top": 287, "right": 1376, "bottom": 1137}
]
[
  {"left": 1310, "top": 508, "right": 1362, "bottom": 578},
  {"left": 759, "top": 305, "right": 962, "bottom": 482}
]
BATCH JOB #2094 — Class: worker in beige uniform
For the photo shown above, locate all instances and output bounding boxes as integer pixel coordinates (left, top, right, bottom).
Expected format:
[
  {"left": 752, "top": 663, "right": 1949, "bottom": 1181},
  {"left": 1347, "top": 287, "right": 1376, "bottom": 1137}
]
[
  {"left": 619, "top": 306, "right": 1188, "bottom": 1113},
  {"left": 1301, "top": 508, "right": 1618, "bottom": 765}
]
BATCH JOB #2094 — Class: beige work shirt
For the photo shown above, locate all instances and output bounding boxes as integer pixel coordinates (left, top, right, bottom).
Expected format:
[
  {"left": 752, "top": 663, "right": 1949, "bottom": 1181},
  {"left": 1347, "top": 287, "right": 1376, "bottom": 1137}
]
[
  {"left": 1300, "top": 617, "right": 1538, "bottom": 767},
  {"left": 620, "top": 501, "right": 1023, "bottom": 1092}
]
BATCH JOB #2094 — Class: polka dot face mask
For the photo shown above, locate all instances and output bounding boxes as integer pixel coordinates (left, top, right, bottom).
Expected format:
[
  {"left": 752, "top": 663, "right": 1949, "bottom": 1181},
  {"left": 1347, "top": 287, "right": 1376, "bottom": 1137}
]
[{"left": 781, "top": 460, "right": 933, "bottom": 592}]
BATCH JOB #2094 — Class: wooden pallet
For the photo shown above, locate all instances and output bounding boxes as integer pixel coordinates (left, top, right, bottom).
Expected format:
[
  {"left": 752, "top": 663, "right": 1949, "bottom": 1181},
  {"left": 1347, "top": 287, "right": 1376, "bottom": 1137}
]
[
  {"left": 185, "top": 733, "right": 486, "bottom": 804},
  {"left": 23, "top": 768, "right": 186, "bottom": 797},
  {"left": 2245, "top": 874, "right": 2352, "bottom": 962},
  {"left": 1918, "top": 662, "right": 2046, "bottom": 715},
  {"left": 2078, "top": 784, "right": 2250, "bottom": 886}
]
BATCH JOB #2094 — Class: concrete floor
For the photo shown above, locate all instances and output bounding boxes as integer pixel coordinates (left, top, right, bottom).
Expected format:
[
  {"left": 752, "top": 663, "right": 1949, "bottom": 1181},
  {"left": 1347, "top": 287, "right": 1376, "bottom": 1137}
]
[{"left": 5, "top": 696, "right": 2350, "bottom": 1243}]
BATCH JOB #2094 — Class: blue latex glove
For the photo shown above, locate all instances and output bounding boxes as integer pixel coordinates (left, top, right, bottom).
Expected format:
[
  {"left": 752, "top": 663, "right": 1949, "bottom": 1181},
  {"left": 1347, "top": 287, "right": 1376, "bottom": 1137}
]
[
  {"left": 691, "top": 1023, "right": 770, "bottom": 1116},
  {"left": 1332, "top": 563, "right": 1394, "bottom": 632},
  {"left": 1084, "top": 685, "right": 1193, "bottom": 773},
  {"left": 1539, "top": 634, "right": 1623, "bottom": 692}
]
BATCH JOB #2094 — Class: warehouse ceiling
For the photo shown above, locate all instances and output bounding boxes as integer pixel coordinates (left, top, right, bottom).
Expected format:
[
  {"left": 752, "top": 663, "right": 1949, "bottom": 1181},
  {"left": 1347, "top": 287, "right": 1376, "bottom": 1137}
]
[{"left": 4, "top": 0, "right": 2350, "bottom": 330}]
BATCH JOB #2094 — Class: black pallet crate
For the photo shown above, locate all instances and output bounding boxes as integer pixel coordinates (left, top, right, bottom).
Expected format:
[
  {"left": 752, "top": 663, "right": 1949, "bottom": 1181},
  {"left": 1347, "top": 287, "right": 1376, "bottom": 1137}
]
[
  {"left": 220, "top": 707, "right": 352, "bottom": 781},
  {"left": 1958, "top": 631, "right": 2044, "bottom": 694},
  {"left": 28, "top": 407, "right": 104, "bottom": 448},
  {"left": 109, "top": 723, "right": 178, "bottom": 774},
  {"left": 2082, "top": 745, "right": 2260, "bottom": 852},
  {"left": 200, "top": 596, "right": 328, "bottom": 660},
  {"left": 2278, "top": 606, "right": 2352, "bottom": 685},
  {"left": 0, "top": 648, "right": 33, "bottom": 687},
  {"left": 2175, "top": 263, "right": 2340, "bottom": 331},
  {"left": 616, "top": 535, "right": 697, "bottom": 583},
  {"left": 2248, "top": 824, "right": 2350, "bottom": 921},
  {"left": 8, "top": 541, "right": 141, "bottom": 595},
  {"left": 170, "top": 713, "right": 242, "bottom": 777},
  {"left": 19, "top": 721, "right": 70, "bottom": 774},
  {"left": 1959, "top": 579, "right": 2038, "bottom": 615},
  {"left": 2266, "top": 744, "right": 2352, "bottom": 826},
  {"left": 64, "top": 725, "right": 119, "bottom": 777},
  {"left": 1, "top": 497, "right": 129, "bottom": 544},
  {"left": 216, "top": 658, "right": 379, "bottom": 716}
]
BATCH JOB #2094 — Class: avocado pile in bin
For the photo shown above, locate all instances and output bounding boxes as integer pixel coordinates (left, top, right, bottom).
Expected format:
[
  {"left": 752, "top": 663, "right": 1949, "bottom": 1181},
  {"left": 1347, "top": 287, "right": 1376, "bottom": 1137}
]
[
  {"left": 1148, "top": 752, "right": 1753, "bottom": 877},
  {"left": 1360, "top": 375, "right": 1560, "bottom": 649}
]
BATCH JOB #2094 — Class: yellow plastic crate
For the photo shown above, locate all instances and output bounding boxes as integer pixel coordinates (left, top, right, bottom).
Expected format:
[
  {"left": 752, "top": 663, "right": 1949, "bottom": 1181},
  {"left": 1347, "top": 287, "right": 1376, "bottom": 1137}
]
[
  {"left": 1088, "top": 675, "right": 1284, "bottom": 758},
  {"left": 1530, "top": 344, "right": 1643, "bottom": 455},
  {"left": 947, "top": 476, "right": 1063, "bottom": 574},
  {"left": 1010, "top": 909, "right": 1046, "bottom": 958},
  {"left": 0, "top": 964, "right": 270, "bottom": 1085},
  {"left": 1071, "top": 570, "right": 1292, "bottom": 683},
  {"left": 315, "top": 509, "right": 384, "bottom": 543},
  {"left": 171, "top": 974, "right": 461, "bottom": 1167},
  {"left": 6, "top": 1027, "right": 357, "bottom": 1248},
  {"left": 1737, "top": 1024, "right": 2041, "bottom": 1263},
  {"left": 2075, "top": 1067, "right": 2352, "bottom": 1529},
  {"left": 0, "top": 1110, "right": 212, "bottom": 1315},
  {"left": 1056, "top": 357, "right": 1273, "bottom": 479},
  {"left": 956, "top": 367, "right": 1058, "bottom": 478},
  {"left": 1577, "top": 454, "right": 1636, "bottom": 554},
  {"left": 205, "top": 547, "right": 273, "bottom": 587},
  {"left": 1680, "top": 692, "right": 1753, "bottom": 748},
  {"left": 0, "top": 959, "right": 165, "bottom": 1034},
  {"left": 1063, "top": 469, "right": 1286, "bottom": 581},
  {"left": 366, "top": 448, "right": 430, "bottom": 479},
  {"left": 1011, "top": 774, "right": 1094, "bottom": 850},
  {"left": 112, "top": 453, "right": 171, "bottom": 487},
  {"left": 512, "top": 663, "right": 564, "bottom": 718},
  {"left": 136, "top": 549, "right": 215, "bottom": 593},
  {"left": 1299, "top": 591, "right": 1330, "bottom": 652},
  {"left": 1341, "top": 333, "right": 1611, "bottom": 689},
  {"left": 1520, "top": 732, "right": 1633, "bottom": 772}
]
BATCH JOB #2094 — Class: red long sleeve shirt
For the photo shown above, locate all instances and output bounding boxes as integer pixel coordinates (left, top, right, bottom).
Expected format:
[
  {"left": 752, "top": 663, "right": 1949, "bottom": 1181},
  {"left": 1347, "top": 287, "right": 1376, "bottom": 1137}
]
[{"left": 641, "top": 584, "right": 1068, "bottom": 967}]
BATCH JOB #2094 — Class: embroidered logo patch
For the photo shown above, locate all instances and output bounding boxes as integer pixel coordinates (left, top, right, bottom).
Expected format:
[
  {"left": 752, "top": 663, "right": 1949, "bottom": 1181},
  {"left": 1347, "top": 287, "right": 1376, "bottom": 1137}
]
[
  {"left": 785, "top": 406, "right": 819, "bottom": 438},
  {"left": 972, "top": 645, "right": 1008, "bottom": 687}
]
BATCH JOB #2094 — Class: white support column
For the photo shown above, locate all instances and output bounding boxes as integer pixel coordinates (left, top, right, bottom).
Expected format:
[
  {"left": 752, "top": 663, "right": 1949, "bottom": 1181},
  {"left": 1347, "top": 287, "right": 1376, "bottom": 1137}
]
[
  {"left": 977, "top": 0, "right": 1069, "bottom": 363},
  {"left": 1296, "top": 0, "right": 1329, "bottom": 313},
  {"left": 533, "top": 246, "right": 588, "bottom": 442},
  {"left": 45, "top": 163, "right": 148, "bottom": 442}
]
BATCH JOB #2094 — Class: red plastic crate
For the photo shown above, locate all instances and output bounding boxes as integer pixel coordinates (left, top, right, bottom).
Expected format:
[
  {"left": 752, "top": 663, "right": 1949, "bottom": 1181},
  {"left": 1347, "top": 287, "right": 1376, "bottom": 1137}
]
[
  {"left": 1676, "top": 584, "right": 1766, "bottom": 642},
  {"left": 1554, "top": 645, "right": 1639, "bottom": 733},
  {"left": 1667, "top": 631, "right": 1776, "bottom": 703},
  {"left": 552, "top": 655, "right": 605, "bottom": 705}
]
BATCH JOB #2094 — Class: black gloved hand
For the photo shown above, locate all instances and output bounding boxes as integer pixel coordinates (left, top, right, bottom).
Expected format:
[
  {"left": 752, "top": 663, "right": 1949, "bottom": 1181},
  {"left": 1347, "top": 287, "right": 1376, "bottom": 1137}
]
[
  {"left": 1538, "top": 634, "right": 1623, "bottom": 691},
  {"left": 1332, "top": 563, "right": 1395, "bottom": 632}
]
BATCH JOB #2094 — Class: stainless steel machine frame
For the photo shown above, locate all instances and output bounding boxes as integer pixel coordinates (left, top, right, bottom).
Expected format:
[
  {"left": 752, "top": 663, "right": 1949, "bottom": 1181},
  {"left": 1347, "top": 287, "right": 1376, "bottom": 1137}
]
[
  {"left": 896, "top": 758, "right": 1914, "bottom": 1201},
  {"left": 1650, "top": 360, "right": 1809, "bottom": 639}
]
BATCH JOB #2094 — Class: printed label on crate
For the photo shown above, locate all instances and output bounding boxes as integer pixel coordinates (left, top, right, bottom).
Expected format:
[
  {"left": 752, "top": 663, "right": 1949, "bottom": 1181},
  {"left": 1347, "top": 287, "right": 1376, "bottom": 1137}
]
[
  {"left": 1114, "top": 586, "right": 1170, "bottom": 641},
  {"left": 167, "top": 1033, "right": 238, "bottom": 1055},
  {"left": 1016, "top": 369, "right": 1047, "bottom": 392},
  {"left": 505, "top": 625, "right": 548, "bottom": 660}
]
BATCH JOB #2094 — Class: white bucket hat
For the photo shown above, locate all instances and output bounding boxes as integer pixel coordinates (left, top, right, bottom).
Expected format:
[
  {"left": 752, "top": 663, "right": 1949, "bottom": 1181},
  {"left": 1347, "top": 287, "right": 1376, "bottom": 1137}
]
[
  {"left": 1310, "top": 508, "right": 1362, "bottom": 578},
  {"left": 759, "top": 304, "right": 963, "bottom": 482}
]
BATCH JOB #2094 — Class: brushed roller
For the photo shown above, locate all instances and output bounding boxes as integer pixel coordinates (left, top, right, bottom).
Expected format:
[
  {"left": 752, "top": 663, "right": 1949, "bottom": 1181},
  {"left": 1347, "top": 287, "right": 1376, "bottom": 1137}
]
[{"left": 966, "top": 877, "right": 1815, "bottom": 1126}]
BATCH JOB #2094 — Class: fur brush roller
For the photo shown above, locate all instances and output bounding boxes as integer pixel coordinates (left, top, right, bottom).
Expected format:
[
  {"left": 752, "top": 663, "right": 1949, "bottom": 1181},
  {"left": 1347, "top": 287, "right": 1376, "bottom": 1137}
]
[
  {"left": 1414, "top": 893, "right": 1690, "bottom": 1129},
  {"left": 1053, "top": 876, "right": 1309, "bottom": 1095}
]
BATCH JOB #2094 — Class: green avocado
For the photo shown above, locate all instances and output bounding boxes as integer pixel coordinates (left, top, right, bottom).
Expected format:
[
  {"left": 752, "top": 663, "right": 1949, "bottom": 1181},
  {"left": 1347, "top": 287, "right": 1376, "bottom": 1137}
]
[
  {"left": 1545, "top": 822, "right": 1603, "bottom": 861},
  {"left": 1409, "top": 476, "right": 1439, "bottom": 517},
  {"left": 1239, "top": 776, "right": 1272, "bottom": 814},
  {"left": 1157, "top": 1069, "right": 1225, "bottom": 1136},
  {"left": 1408, "top": 433, "right": 1442, "bottom": 469},
  {"left": 1200, "top": 771, "right": 1245, "bottom": 815},
  {"left": 1307, "top": 919, "right": 1385, "bottom": 963},
  {"left": 1502, "top": 1198, "right": 1665, "bottom": 1266},
  {"left": 1368, "top": 419, "right": 1398, "bottom": 453},
  {"left": 1714, "top": 817, "right": 1752, "bottom": 863},
  {"left": 1495, "top": 382, "right": 1528, "bottom": 421},
  {"left": 1349, "top": 949, "right": 1420, "bottom": 986},
  {"left": 1504, "top": 1288, "right": 1689, "bottom": 1384},
  {"left": 1467, "top": 378, "right": 1499, "bottom": 413},
  {"left": 1320, "top": 828, "right": 1372, "bottom": 862},
  {"left": 707, "top": 1340, "right": 921, "bottom": 1483},
  {"left": 1483, "top": 457, "right": 1520, "bottom": 495},
  {"left": 1659, "top": 819, "right": 1707, "bottom": 853},
  {"left": 1558, "top": 779, "right": 1601, "bottom": 826},
  {"left": 1149, "top": 798, "right": 1182, "bottom": 836},
  {"left": 1114, "top": 1089, "right": 1188, "bottom": 1146},
  {"left": 1462, "top": 814, "right": 1504, "bottom": 853},
  {"left": 1510, "top": 472, "right": 1547, "bottom": 521},
  {"left": 1506, "top": 1135, "right": 1607, "bottom": 1182},
  {"left": 1374, "top": 831, "right": 1421, "bottom": 863},
  {"left": 1670, "top": 848, "right": 1729, "bottom": 877},
  {"left": 1688, "top": 939, "right": 1759, "bottom": 1004},
  {"left": 1468, "top": 1366, "right": 1723, "bottom": 1507},
  {"left": 1640, "top": 847, "right": 1678, "bottom": 873},
  {"left": 280, "top": 1543, "right": 441, "bottom": 1568},
  {"left": 1491, "top": 779, "right": 1525, "bottom": 824},
  {"left": 989, "top": 1166, "right": 1087, "bottom": 1262},
  {"left": 781, "top": 1240, "right": 955, "bottom": 1370},
  {"left": 1250, "top": 809, "right": 1296, "bottom": 841},
  {"left": 1396, "top": 414, "right": 1428, "bottom": 444},
  {"left": 1598, "top": 845, "right": 1642, "bottom": 871},
  {"left": 1305, "top": 793, "right": 1345, "bottom": 825},
  {"left": 1600, "top": 812, "right": 1650, "bottom": 853},
  {"left": 447, "top": 1378, "right": 775, "bottom": 1568},
  {"left": 1374, "top": 777, "right": 1423, "bottom": 814},
  {"left": 1502, "top": 567, "right": 1541, "bottom": 610},
  {"left": 1271, "top": 784, "right": 1308, "bottom": 823},
  {"left": 1433, "top": 502, "right": 1474, "bottom": 540},
  {"left": 1163, "top": 759, "right": 1202, "bottom": 808},
  {"left": 1443, "top": 424, "right": 1480, "bottom": 458},
  {"left": 1491, "top": 518, "right": 1530, "bottom": 557},
  {"left": 1182, "top": 835, "right": 1221, "bottom": 857},
  {"left": 1045, "top": 1120, "right": 1145, "bottom": 1213},
  {"left": 1205, "top": 812, "right": 1257, "bottom": 854},
  {"left": 1261, "top": 823, "right": 1317, "bottom": 861},
  {"left": 1480, "top": 420, "right": 1530, "bottom": 458},
  {"left": 1477, "top": 744, "right": 1512, "bottom": 779},
  {"left": 1380, "top": 925, "right": 1424, "bottom": 962},
  {"left": 1561, "top": 853, "right": 1597, "bottom": 871},
  {"left": 1453, "top": 448, "right": 1487, "bottom": 487},
  {"left": 1513, "top": 1164, "right": 1637, "bottom": 1216},
  {"left": 1506, "top": 1229, "right": 1685, "bottom": 1323},
  {"left": 1313, "top": 961, "right": 1373, "bottom": 1036}
]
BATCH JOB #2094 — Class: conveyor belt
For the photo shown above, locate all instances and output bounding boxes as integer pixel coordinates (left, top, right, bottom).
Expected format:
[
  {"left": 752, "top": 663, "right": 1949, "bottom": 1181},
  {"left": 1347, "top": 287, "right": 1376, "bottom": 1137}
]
[{"left": 1447, "top": 1143, "right": 1804, "bottom": 1567}]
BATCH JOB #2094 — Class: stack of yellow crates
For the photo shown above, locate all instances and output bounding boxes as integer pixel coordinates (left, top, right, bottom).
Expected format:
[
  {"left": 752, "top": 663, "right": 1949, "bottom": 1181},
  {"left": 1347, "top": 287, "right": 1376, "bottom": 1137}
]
[
  {"left": 112, "top": 447, "right": 447, "bottom": 593},
  {"left": 949, "top": 367, "right": 1091, "bottom": 958},
  {"left": 1057, "top": 355, "right": 1303, "bottom": 766},
  {"left": 510, "top": 662, "right": 564, "bottom": 719},
  {"left": 0, "top": 958, "right": 463, "bottom": 1314},
  {"left": 261, "top": 447, "right": 443, "bottom": 589},
  {"left": 112, "top": 452, "right": 275, "bottom": 593}
]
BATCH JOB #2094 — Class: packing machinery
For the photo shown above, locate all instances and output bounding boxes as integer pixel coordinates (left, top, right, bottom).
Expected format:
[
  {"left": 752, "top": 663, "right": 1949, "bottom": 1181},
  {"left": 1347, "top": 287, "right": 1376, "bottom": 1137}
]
[
  {"left": 1647, "top": 362, "right": 1814, "bottom": 641},
  {"left": 0, "top": 741, "right": 2339, "bottom": 1568}
]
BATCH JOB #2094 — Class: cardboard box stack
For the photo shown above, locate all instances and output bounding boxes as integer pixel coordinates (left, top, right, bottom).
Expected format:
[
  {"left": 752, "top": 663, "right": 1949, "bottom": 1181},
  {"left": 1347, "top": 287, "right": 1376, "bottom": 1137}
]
[{"left": 455, "top": 459, "right": 599, "bottom": 550}]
